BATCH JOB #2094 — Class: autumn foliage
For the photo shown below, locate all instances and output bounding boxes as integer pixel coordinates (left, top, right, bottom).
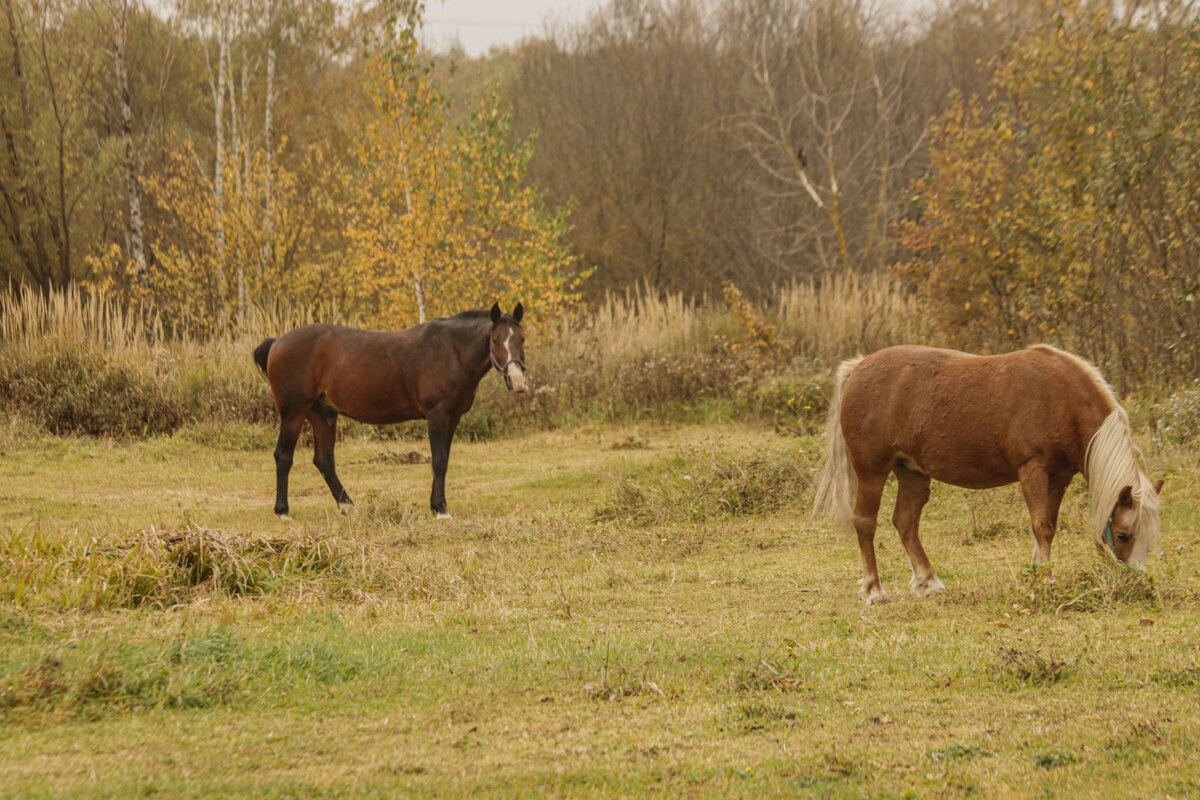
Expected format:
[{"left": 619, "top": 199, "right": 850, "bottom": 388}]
[
  {"left": 897, "top": 7, "right": 1200, "bottom": 389},
  {"left": 344, "top": 1, "right": 580, "bottom": 329}
]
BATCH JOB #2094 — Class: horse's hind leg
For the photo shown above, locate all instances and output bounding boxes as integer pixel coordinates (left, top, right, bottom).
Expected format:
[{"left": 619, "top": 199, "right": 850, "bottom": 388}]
[
  {"left": 853, "top": 472, "right": 890, "bottom": 605},
  {"left": 274, "top": 411, "right": 306, "bottom": 519},
  {"left": 308, "top": 407, "right": 353, "bottom": 513},
  {"left": 893, "top": 465, "right": 946, "bottom": 597}
]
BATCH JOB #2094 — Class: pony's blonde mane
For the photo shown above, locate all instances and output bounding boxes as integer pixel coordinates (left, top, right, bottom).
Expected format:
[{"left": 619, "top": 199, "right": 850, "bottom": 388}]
[
  {"left": 1036, "top": 345, "right": 1156, "bottom": 563},
  {"left": 1030, "top": 346, "right": 1158, "bottom": 561},
  {"left": 1029, "top": 347, "right": 1160, "bottom": 561},
  {"left": 1085, "top": 406, "right": 1160, "bottom": 563}
]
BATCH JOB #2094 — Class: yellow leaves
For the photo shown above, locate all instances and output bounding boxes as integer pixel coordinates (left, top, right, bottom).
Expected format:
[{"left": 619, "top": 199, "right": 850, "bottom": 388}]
[
  {"left": 901, "top": 5, "right": 1200, "bottom": 366},
  {"left": 343, "top": 49, "right": 578, "bottom": 330}
]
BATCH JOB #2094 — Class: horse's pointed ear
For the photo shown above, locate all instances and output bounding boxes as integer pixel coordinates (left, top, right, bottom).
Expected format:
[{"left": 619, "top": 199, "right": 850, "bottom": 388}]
[
  {"left": 512, "top": 302, "right": 524, "bottom": 323},
  {"left": 490, "top": 303, "right": 501, "bottom": 324},
  {"left": 1117, "top": 485, "right": 1135, "bottom": 508},
  {"left": 1153, "top": 478, "right": 1165, "bottom": 495}
]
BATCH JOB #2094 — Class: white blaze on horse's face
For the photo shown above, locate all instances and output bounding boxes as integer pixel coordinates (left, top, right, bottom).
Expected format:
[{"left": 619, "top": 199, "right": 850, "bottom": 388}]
[{"left": 503, "top": 328, "right": 528, "bottom": 393}]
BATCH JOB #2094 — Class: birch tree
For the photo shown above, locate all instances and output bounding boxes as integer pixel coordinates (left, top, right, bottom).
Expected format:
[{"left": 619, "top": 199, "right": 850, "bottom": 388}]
[{"left": 345, "top": 0, "right": 579, "bottom": 328}]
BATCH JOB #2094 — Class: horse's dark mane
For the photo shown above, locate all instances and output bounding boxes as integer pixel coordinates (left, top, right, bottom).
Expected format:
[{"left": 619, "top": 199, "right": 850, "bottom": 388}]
[
  {"left": 445, "top": 309, "right": 491, "bottom": 322},
  {"left": 439, "top": 309, "right": 520, "bottom": 326}
]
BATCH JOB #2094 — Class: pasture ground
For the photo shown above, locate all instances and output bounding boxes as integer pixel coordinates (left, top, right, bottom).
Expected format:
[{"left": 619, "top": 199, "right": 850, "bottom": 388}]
[{"left": 1, "top": 421, "right": 1199, "bottom": 798}]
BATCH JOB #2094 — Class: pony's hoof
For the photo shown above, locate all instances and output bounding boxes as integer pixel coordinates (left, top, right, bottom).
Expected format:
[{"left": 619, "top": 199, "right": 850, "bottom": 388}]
[
  {"left": 338, "top": 503, "right": 357, "bottom": 516},
  {"left": 911, "top": 575, "right": 947, "bottom": 597},
  {"left": 277, "top": 513, "right": 293, "bottom": 521},
  {"left": 435, "top": 511, "right": 452, "bottom": 520},
  {"left": 858, "top": 580, "right": 890, "bottom": 605}
]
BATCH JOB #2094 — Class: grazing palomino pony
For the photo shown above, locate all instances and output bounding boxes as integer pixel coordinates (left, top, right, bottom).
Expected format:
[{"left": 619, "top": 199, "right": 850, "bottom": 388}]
[
  {"left": 254, "top": 303, "right": 527, "bottom": 520},
  {"left": 813, "top": 344, "right": 1162, "bottom": 605}
]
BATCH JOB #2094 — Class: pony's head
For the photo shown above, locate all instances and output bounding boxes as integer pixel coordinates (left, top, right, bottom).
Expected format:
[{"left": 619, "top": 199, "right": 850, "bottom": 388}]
[
  {"left": 489, "top": 302, "right": 527, "bottom": 393},
  {"left": 1086, "top": 407, "right": 1162, "bottom": 568},
  {"left": 1104, "top": 478, "right": 1164, "bottom": 566}
]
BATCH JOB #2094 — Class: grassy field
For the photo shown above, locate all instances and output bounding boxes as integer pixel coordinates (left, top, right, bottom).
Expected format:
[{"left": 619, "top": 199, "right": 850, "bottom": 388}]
[{"left": 2, "top": 419, "right": 1200, "bottom": 798}]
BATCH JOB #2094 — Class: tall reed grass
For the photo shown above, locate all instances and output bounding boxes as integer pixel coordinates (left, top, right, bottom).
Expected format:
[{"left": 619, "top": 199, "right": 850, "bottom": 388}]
[{"left": 0, "top": 275, "right": 916, "bottom": 439}]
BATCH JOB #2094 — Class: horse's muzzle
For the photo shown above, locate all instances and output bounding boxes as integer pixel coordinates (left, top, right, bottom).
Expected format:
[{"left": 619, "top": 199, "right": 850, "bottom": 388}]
[{"left": 506, "top": 364, "right": 528, "bottom": 393}]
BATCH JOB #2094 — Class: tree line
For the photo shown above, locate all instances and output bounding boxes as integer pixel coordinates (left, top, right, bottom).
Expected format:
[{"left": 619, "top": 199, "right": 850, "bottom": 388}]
[{"left": 3, "top": 0, "right": 1198, "bottom": 388}]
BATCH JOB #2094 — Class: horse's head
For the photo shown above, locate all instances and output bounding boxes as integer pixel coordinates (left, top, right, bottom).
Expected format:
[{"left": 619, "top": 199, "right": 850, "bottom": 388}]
[
  {"left": 489, "top": 302, "right": 527, "bottom": 393},
  {"left": 1104, "top": 478, "right": 1164, "bottom": 567}
]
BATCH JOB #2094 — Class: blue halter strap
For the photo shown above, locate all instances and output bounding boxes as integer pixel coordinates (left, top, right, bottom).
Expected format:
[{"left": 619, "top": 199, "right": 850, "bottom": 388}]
[{"left": 1104, "top": 520, "right": 1117, "bottom": 555}]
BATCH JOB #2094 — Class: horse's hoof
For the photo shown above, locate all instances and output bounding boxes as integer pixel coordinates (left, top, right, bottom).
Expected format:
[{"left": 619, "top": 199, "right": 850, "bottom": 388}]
[
  {"left": 858, "top": 576, "right": 889, "bottom": 605},
  {"left": 911, "top": 575, "right": 947, "bottom": 597},
  {"left": 277, "top": 513, "right": 293, "bottom": 521},
  {"left": 339, "top": 503, "right": 357, "bottom": 516},
  {"left": 435, "top": 511, "right": 452, "bottom": 520}
]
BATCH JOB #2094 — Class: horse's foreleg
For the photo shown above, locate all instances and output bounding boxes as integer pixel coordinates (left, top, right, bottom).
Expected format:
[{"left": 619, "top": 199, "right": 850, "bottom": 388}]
[
  {"left": 273, "top": 413, "right": 306, "bottom": 519},
  {"left": 308, "top": 409, "right": 352, "bottom": 513},
  {"left": 853, "top": 473, "right": 889, "bottom": 605},
  {"left": 893, "top": 466, "right": 945, "bottom": 597},
  {"left": 427, "top": 411, "right": 459, "bottom": 519},
  {"left": 1018, "top": 463, "right": 1065, "bottom": 570}
]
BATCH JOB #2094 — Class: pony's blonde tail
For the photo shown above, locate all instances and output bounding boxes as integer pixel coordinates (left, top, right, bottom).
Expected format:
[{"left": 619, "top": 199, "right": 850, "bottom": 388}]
[{"left": 812, "top": 356, "right": 862, "bottom": 534}]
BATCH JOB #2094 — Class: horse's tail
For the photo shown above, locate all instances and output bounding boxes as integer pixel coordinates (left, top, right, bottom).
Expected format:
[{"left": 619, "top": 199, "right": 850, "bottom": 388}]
[
  {"left": 812, "top": 356, "right": 863, "bottom": 534},
  {"left": 253, "top": 337, "right": 276, "bottom": 376}
]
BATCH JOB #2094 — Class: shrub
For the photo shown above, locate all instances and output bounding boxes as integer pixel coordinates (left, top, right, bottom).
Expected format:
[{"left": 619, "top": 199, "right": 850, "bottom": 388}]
[{"left": 595, "top": 441, "right": 815, "bottom": 524}]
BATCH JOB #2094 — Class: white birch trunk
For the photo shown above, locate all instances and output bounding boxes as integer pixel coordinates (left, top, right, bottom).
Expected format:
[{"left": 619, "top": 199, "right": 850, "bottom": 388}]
[
  {"left": 398, "top": 135, "right": 424, "bottom": 322},
  {"left": 263, "top": 0, "right": 275, "bottom": 277},
  {"left": 110, "top": 0, "right": 147, "bottom": 282},
  {"left": 213, "top": 8, "right": 228, "bottom": 314},
  {"left": 223, "top": 28, "right": 245, "bottom": 324}
]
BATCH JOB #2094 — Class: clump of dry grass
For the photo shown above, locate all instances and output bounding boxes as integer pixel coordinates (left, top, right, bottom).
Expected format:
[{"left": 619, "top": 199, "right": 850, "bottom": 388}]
[
  {"left": 993, "top": 645, "right": 1079, "bottom": 687},
  {"left": 0, "top": 520, "right": 521, "bottom": 614},
  {"left": 1016, "top": 555, "right": 1162, "bottom": 614},
  {"left": 0, "top": 526, "right": 370, "bottom": 611}
]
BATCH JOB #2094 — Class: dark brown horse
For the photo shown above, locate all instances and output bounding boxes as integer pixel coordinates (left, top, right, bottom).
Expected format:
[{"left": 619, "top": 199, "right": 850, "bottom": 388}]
[
  {"left": 813, "top": 344, "right": 1162, "bottom": 605},
  {"left": 254, "top": 303, "right": 527, "bottom": 520}
]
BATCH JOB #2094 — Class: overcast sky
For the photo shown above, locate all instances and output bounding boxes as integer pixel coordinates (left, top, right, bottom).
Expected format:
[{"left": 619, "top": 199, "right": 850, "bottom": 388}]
[{"left": 424, "top": 0, "right": 599, "bottom": 56}]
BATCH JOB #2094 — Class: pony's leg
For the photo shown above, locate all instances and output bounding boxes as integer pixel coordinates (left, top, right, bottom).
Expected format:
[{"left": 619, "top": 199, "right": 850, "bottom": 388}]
[
  {"left": 273, "top": 412, "right": 306, "bottom": 520},
  {"left": 853, "top": 472, "right": 890, "bottom": 605},
  {"left": 427, "top": 411, "right": 460, "bottom": 519},
  {"left": 892, "top": 466, "right": 946, "bottom": 597},
  {"left": 1018, "top": 463, "right": 1066, "bottom": 569},
  {"left": 307, "top": 408, "right": 353, "bottom": 513}
]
